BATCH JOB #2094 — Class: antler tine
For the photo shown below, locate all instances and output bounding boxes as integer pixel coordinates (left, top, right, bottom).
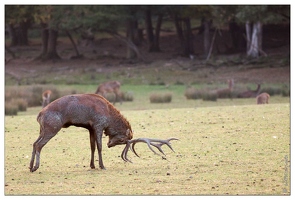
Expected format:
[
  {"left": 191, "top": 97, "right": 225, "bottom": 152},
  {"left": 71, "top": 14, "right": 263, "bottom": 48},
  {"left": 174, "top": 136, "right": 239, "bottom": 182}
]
[
  {"left": 148, "top": 138, "right": 179, "bottom": 155},
  {"left": 121, "top": 138, "right": 178, "bottom": 163},
  {"left": 131, "top": 138, "right": 161, "bottom": 156},
  {"left": 121, "top": 142, "right": 133, "bottom": 163},
  {"left": 161, "top": 138, "right": 179, "bottom": 152}
]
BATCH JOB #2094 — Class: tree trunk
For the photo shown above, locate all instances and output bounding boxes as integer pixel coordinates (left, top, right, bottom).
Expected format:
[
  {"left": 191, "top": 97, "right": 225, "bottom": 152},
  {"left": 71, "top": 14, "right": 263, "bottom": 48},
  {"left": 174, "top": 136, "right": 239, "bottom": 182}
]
[
  {"left": 154, "top": 14, "right": 162, "bottom": 51},
  {"left": 174, "top": 14, "right": 185, "bottom": 54},
  {"left": 35, "top": 25, "right": 49, "bottom": 60},
  {"left": 65, "top": 30, "right": 82, "bottom": 58},
  {"left": 126, "top": 19, "right": 137, "bottom": 59},
  {"left": 245, "top": 21, "right": 252, "bottom": 52},
  {"left": 7, "top": 21, "right": 30, "bottom": 46},
  {"left": 145, "top": 8, "right": 154, "bottom": 51},
  {"left": 145, "top": 9, "right": 162, "bottom": 52},
  {"left": 247, "top": 21, "right": 262, "bottom": 58},
  {"left": 203, "top": 19, "right": 211, "bottom": 57},
  {"left": 18, "top": 21, "right": 29, "bottom": 46},
  {"left": 44, "top": 29, "right": 60, "bottom": 60},
  {"left": 7, "top": 24, "right": 18, "bottom": 46},
  {"left": 174, "top": 15, "right": 194, "bottom": 56},
  {"left": 109, "top": 32, "right": 146, "bottom": 62},
  {"left": 229, "top": 19, "right": 240, "bottom": 51},
  {"left": 41, "top": 27, "right": 49, "bottom": 57},
  {"left": 183, "top": 18, "right": 194, "bottom": 56}
]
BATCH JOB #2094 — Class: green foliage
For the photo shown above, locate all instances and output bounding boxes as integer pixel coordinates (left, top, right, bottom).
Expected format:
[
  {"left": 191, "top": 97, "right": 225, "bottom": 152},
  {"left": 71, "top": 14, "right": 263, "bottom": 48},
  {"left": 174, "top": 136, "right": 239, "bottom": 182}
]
[
  {"left": 235, "top": 5, "right": 289, "bottom": 24},
  {"left": 5, "top": 5, "right": 35, "bottom": 24},
  {"left": 211, "top": 5, "right": 290, "bottom": 26}
]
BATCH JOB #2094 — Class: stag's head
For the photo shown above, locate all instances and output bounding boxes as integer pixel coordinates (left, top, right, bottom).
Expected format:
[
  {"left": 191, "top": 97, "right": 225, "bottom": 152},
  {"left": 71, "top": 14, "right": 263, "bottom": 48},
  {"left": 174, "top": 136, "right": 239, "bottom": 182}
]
[{"left": 107, "top": 129, "right": 133, "bottom": 148}]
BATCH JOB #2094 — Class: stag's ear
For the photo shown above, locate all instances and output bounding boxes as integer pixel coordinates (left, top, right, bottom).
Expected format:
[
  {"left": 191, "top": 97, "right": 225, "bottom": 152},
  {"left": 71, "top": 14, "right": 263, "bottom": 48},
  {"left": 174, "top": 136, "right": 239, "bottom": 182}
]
[{"left": 126, "top": 129, "right": 130, "bottom": 136}]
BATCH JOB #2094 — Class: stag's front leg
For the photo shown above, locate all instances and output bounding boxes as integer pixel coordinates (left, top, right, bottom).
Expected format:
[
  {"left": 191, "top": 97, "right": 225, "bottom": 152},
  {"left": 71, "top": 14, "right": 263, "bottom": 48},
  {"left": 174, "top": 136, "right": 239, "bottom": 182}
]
[{"left": 95, "top": 131, "right": 106, "bottom": 170}]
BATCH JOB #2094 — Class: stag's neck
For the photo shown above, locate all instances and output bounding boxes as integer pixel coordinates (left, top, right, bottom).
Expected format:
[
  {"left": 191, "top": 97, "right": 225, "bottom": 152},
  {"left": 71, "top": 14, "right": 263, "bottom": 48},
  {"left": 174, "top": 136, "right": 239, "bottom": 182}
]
[
  {"left": 105, "top": 104, "right": 131, "bottom": 136},
  {"left": 255, "top": 84, "right": 261, "bottom": 93}
]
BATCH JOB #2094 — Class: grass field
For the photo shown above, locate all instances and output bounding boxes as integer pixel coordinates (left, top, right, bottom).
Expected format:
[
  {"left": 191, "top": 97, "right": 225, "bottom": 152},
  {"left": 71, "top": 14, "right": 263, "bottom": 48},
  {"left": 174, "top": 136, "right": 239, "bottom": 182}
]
[{"left": 4, "top": 97, "right": 290, "bottom": 195}]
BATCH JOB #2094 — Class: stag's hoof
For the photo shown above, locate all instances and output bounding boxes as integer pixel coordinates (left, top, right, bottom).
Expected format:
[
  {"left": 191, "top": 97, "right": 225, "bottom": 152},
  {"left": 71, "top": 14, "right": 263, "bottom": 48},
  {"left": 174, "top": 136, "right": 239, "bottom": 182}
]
[
  {"left": 90, "top": 164, "right": 95, "bottom": 169},
  {"left": 30, "top": 167, "right": 38, "bottom": 172}
]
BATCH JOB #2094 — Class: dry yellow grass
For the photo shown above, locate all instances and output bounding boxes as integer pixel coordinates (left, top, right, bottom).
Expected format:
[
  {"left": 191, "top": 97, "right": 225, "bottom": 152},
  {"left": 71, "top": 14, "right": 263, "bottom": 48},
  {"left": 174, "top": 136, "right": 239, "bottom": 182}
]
[{"left": 5, "top": 103, "right": 290, "bottom": 195}]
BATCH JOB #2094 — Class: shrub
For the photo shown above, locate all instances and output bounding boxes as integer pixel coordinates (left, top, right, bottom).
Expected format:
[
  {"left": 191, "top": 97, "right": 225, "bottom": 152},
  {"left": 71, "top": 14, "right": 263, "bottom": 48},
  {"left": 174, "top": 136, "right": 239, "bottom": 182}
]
[
  {"left": 104, "top": 93, "right": 116, "bottom": 103},
  {"left": 5, "top": 102, "right": 18, "bottom": 116},
  {"left": 14, "top": 98, "right": 28, "bottom": 112},
  {"left": 184, "top": 88, "right": 202, "bottom": 100},
  {"left": 281, "top": 85, "right": 290, "bottom": 97},
  {"left": 28, "top": 86, "right": 43, "bottom": 107},
  {"left": 202, "top": 91, "right": 218, "bottom": 101},
  {"left": 149, "top": 92, "right": 172, "bottom": 103},
  {"left": 260, "top": 87, "right": 282, "bottom": 96},
  {"left": 122, "top": 91, "right": 134, "bottom": 102}
]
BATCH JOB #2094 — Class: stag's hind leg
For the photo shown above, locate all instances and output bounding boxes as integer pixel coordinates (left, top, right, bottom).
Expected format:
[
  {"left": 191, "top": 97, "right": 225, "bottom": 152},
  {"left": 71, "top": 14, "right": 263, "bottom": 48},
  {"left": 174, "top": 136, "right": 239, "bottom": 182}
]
[
  {"left": 30, "top": 125, "right": 60, "bottom": 172},
  {"left": 89, "top": 129, "right": 96, "bottom": 169}
]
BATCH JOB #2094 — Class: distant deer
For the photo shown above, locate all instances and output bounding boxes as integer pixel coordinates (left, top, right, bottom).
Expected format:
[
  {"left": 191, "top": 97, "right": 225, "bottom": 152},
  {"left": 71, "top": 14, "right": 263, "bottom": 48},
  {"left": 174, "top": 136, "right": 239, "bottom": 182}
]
[
  {"left": 95, "top": 81, "right": 122, "bottom": 105},
  {"left": 256, "top": 92, "right": 270, "bottom": 104},
  {"left": 42, "top": 90, "right": 52, "bottom": 108},
  {"left": 237, "top": 84, "right": 261, "bottom": 98},
  {"left": 216, "top": 79, "right": 234, "bottom": 98},
  {"left": 29, "top": 94, "right": 178, "bottom": 172}
]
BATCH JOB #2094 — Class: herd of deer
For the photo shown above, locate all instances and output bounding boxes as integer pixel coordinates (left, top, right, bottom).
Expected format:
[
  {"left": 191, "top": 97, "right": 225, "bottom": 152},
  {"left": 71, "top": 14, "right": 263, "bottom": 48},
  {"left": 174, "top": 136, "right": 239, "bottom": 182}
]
[
  {"left": 214, "top": 79, "right": 270, "bottom": 104},
  {"left": 32, "top": 79, "right": 269, "bottom": 173}
]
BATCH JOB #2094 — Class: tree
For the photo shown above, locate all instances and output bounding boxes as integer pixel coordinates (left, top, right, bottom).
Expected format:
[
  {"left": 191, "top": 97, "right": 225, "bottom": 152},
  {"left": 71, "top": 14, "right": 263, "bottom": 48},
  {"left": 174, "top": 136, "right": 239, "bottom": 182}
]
[
  {"left": 235, "top": 5, "right": 289, "bottom": 58},
  {"left": 32, "top": 5, "right": 61, "bottom": 60},
  {"left": 83, "top": 5, "right": 146, "bottom": 60},
  {"left": 211, "top": 5, "right": 289, "bottom": 58},
  {"left": 144, "top": 6, "right": 163, "bottom": 52},
  {"left": 5, "top": 5, "right": 34, "bottom": 46},
  {"left": 168, "top": 6, "right": 195, "bottom": 57}
]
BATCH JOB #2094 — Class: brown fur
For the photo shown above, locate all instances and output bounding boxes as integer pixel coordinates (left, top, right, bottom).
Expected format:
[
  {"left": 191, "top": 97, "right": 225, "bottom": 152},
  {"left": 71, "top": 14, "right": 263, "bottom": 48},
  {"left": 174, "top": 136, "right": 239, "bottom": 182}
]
[
  {"left": 95, "top": 81, "right": 122, "bottom": 104},
  {"left": 256, "top": 92, "right": 270, "bottom": 104},
  {"left": 42, "top": 90, "right": 52, "bottom": 108},
  {"left": 30, "top": 94, "right": 133, "bottom": 172},
  {"left": 238, "top": 84, "right": 261, "bottom": 98}
]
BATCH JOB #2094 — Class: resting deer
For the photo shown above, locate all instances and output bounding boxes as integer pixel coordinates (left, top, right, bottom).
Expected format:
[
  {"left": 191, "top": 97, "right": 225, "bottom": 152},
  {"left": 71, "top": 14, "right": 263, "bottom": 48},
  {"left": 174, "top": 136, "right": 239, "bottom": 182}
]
[
  {"left": 215, "top": 79, "right": 234, "bottom": 98},
  {"left": 256, "top": 92, "right": 270, "bottom": 104},
  {"left": 29, "top": 94, "right": 177, "bottom": 172},
  {"left": 237, "top": 84, "right": 261, "bottom": 98},
  {"left": 95, "top": 81, "right": 122, "bottom": 105},
  {"left": 42, "top": 90, "right": 52, "bottom": 108}
]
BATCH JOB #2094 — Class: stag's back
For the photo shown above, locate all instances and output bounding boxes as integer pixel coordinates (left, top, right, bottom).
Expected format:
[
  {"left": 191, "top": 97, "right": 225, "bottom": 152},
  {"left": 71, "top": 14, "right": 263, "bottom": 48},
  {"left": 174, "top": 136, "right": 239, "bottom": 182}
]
[
  {"left": 38, "top": 94, "right": 112, "bottom": 129},
  {"left": 256, "top": 92, "right": 270, "bottom": 104}
]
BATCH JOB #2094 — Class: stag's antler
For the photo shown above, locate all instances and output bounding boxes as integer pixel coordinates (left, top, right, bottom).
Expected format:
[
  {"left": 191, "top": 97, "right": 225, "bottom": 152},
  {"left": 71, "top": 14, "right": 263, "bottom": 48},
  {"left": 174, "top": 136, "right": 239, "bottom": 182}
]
[{"left": 121, "top": 138, "right": 178, "bottom": 163}]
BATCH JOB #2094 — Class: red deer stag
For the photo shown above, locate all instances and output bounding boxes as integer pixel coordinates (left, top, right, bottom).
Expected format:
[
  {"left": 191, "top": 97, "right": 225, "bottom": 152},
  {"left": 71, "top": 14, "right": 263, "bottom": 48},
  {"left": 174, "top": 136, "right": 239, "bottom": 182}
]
[
  {"left": 215, "top": 79, "right": 234, "bottom": 98},
  {"left": 42, "top": 90, "right": 52, "bottom": 108},
  {"left": 256, "top": 92, "right": 270, "bottom": 104},
  {"left": 237, "top": 84, "right": 261, "bottom": 98},
  {"left": 29, "top": 94, "right": 177, "bottom": 172},
  {"left": 95, "top": 81, "right": 122, "bottom": 105}
]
